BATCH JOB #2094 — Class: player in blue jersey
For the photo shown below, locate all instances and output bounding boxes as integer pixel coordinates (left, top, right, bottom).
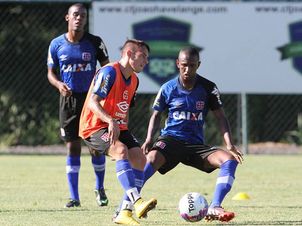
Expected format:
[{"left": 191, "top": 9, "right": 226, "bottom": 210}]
[
  {"left": 47, "top": 3, "right": 109, "bottom": 208},
  {"left": 139, "top": 47, "right": 244, "bottom": 222}
]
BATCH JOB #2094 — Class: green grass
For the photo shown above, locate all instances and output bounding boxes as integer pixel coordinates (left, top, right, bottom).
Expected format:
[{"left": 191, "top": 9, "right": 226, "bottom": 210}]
[{"left": 0, "top": 154, "right": 302, "bottom": 225}]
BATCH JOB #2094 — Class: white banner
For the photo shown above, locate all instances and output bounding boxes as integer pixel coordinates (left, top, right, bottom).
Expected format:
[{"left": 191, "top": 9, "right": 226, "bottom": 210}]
[{"left": 92, "top": 2, "right": 302, "bottom": 93}]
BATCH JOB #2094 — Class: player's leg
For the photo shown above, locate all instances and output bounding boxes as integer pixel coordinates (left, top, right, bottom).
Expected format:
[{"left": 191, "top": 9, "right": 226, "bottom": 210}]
[
  {"left": 59, "top": 94, "right": 82, "bottom": 208},
  {"left": 204, "top": 150, "right": 238, "bottom": 222},
  {"left": 108, "top": 141, "right": 157, "bottom": 224},
  {"left": 65, "top": 139, "right": 82, "bottom": 208},
  {"left": 89, "top": 148, "right": 108, "bottom": 207}
]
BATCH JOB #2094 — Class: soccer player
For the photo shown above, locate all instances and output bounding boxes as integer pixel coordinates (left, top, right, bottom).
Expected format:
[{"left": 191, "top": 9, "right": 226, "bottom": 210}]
[
  {"left": 140, "top": 47, "right": 244, "bottom": 222},
  {"left": 79, "top": 39, "right": 157, "bottom": 225},
  {"left": 47, "top": 3, "right": 109, "bottom": 208}
]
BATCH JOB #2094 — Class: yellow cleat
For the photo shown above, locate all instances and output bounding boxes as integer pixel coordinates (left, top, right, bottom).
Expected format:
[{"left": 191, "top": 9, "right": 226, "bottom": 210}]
[
  {"left": 114, "top": 210, "right": 140, "bottom": 225},
  {"left": 134, "top": 198, "right": 157, "bottom": 219}
]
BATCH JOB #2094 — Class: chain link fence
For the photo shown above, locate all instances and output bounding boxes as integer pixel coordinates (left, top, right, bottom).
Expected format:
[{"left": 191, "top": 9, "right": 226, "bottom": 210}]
[{"left": 0, "top": 1, "right": 301, "bottom": 151}]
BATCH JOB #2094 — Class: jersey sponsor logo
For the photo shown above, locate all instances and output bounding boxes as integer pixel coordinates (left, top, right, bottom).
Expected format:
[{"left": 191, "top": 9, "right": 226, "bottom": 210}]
[
  {"left": 82, "top": 52, "right": 91, "bottom": 61},
  {"left": 61, "top": 63, "right": 92, "bottom": 73},
  {"left": 172, "top": 111, "right": 203, "bottom": 121},
  {"left": 59, "top": 54, "right": 68, "bottom": 61},
  {"left": 211, "top": 86, "right": 222, "bottom": 105},
  {"left": 196, "top": 101, "right": 205, "bottom": 110},
  {"left": 116, "top": 101, "right": 129, "bottom": 113},
  {"left": 155, "top": 141, "right": 166, "bottom": 149}
]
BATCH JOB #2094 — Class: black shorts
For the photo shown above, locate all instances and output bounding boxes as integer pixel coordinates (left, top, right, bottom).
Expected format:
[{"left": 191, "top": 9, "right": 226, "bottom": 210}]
[
  {"left": 151, "top": 136, "right": 219, "bottom": 174},
  {"left": 83, "top": 129, "right": 140, "bottom": 155},
  {"left": 59, "top": 92, "right": 87, "bottom": 142}
]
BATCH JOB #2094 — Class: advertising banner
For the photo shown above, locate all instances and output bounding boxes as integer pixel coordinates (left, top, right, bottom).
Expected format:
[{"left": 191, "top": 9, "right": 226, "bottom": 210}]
[{"left": 92, "top": 2, "right": 302, "bottom": 93}]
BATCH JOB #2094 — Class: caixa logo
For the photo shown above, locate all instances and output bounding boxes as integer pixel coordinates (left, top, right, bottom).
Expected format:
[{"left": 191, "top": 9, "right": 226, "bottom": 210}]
[
  {"left": 116, "top": 101, "right": 129, "bottom": 113},
  {"left": 61, "top": 63, "right": 92, "bottom": 72}
]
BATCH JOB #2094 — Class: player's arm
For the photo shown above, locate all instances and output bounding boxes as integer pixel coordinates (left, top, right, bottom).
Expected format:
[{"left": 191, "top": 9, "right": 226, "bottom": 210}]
[
  {"left": 88, "top": 93, "right": 119, "bottom": 145},
  {"left": 47, "top": 67, "right": 72, "bottom": 97},
  {"left": 212, "top": 108, "right": 243, "bottom": 164},
  {"left": 141, "top": 110, "right": 162, "bottom": 154}
]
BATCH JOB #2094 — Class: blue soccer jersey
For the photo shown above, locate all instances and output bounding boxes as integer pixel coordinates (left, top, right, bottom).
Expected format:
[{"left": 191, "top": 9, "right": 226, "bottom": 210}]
[
  {"left": 47, "top": 33, "right": 108, "bottom": 93},
  {"left": 153, "top": 75, "right": 223, "bottom": 144}
]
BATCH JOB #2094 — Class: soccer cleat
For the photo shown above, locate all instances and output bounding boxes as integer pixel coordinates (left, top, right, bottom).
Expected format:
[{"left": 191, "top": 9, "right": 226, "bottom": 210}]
[
  {"left": 205, "top": 206, "right": 235, "bottom": 222},
  {"left": 114, "top": 209, "right": 140, "bottom": 225},
  {"left": 95, "top": 188, "right": 109, "bottom": 206},
  {"left": 133, "top": 198, "right": 157, "bottom": 219},
  {"left": 64, "top": 199, "right": 81, "bottom": 208}
]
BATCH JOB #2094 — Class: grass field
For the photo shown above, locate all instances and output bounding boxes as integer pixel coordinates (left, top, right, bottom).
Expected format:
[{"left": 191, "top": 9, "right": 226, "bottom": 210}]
[{"left": 0, "top": 154, "right": 301, "bottom": 226}]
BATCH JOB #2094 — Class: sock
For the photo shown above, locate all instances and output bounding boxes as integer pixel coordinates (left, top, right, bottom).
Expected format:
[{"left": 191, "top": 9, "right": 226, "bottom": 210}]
[
  {"left": 116, "top": 159, "right": 140, "bottom": 203},
  {"left": 118, "top": 163, "right": 155, "bottom": 211},
  {"left": 66, "top": 155, "right": 81, "bottom": 201},
  {"left": 143, "top": 162, "right": 155, "bottom": 184},
  {"left": 92, "top": 154, "right": 106, "bottom": 190},
  {"left": 120, "top": 168, "right": 144, "bottom": 209},
  {"left": 210, "top": 160, "right": 238, "bottom": 208}
]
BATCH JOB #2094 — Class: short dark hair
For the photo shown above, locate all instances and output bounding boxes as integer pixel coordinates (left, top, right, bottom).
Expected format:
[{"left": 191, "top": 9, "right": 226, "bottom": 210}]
[
  {"left": 68, "top": 3, "right": 86, "bottom": 14},
  {"left": 122, "top": 39, "right": 150, "bottom": 53},
  {"left": 179, "top": 46, "right": 200, "bottom": 61}
]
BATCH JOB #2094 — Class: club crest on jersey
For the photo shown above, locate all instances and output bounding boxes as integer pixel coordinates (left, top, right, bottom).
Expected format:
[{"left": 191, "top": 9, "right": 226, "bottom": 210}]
[
  {"left": 123, "top": 90, "right": 128, "bottom": 100},
  {"left": 101, "top": 132, "right": 109, "bottom": 142},
  {"left": 82, "top": 52, "right": 91, "bottom": 61},
  {"left": 155, "top": 141, "right": 166, "bottom": 149},
  {"left": 196, "top": 101, "right": 205, "bottom": 110}
]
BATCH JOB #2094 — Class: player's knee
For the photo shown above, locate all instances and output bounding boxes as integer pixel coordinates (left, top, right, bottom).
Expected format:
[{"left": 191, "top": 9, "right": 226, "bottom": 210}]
[
  {"left": 147, "top": 150, "right": 165, "bottom": 166},
  {"left": 110, "top": 145, "right": 128, "bottom": 160}
]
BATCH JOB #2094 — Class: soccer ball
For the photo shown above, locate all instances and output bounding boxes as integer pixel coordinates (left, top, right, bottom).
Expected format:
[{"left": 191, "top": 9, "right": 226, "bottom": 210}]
[{"left": 178, "top": 192, "right": 208, "bottom": 222}]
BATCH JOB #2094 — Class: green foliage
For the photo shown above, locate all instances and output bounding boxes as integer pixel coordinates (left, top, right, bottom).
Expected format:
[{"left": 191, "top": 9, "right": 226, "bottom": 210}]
[{"left": 285, "top": 113, "right": 302, "bottom": 145}]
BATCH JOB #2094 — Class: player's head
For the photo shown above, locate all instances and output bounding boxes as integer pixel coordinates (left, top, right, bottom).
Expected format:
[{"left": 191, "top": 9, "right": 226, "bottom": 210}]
[
  {"left": 121, "top": 39, "right": 150, "bottom": 73},
  {"left": 177, "top": 47, "right": 201, "bottom": 82},
  {"left": 65, "top": 3, "right": 87, "bottom": 32}
]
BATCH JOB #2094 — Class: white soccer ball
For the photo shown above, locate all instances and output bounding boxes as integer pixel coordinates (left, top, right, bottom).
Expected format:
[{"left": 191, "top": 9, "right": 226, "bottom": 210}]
[{"left": 178, "top": 192, "right": 208, "bottom": 222}]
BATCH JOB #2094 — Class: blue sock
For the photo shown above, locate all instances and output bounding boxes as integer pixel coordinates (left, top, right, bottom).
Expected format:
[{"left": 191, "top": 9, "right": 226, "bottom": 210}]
[
  {"left": 92, "top": 154, "right": 106, "bottom": 190},
  {"left": 116, "top": 159, "right": 140, "bottom": 203},
  {"left": 122, "top": 168, "right": 144, "bottom": 202},
  {"left": 66, "top": 155, "right": 81, "bottom": 201},
  {"left": 143, "top": 162, "right": 155, "bottom": 184},
  {"left": 116, "top": 159, "right": 136, "bottom": 191},
  {"left": 211, "top": 160, "right": 238, "bottom": 207}
]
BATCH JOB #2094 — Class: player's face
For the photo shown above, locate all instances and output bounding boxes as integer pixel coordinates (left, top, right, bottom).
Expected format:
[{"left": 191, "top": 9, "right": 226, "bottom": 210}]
[
  {"left": 177, "top": 52, "right": 200, "bottom": 82},
  {"left": 129, "top": 46, "right": 149, "bottom": 73},
  {"left": 66, "top": 6, "right": 87, "bottom": 32}
]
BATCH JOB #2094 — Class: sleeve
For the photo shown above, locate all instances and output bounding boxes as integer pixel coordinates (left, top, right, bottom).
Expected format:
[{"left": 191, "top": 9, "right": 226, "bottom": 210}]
[
  {"left": 208, "top": 83, "right": 223, "bottom": 111},
  {"left": 92, "top": 66, "right": 116, "bottom": 98},
  {"left": 47, "top": 41, "right": 59, "bottom": 69},
  {"left": 152, "top": 85, "right": 168, "bottom": 112},
  {"left": 87, "top": 33, "right": 109, "bottom": 64}
]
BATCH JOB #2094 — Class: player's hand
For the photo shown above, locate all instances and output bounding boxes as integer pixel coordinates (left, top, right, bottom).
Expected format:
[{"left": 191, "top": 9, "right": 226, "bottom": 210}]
[
  {"left": 141, "top": 140, "right": 152, "bottom": 155},
  {"left": 108, "top": 119, "right": 120, "bottom": 145},
  {"left": 227, "top": 145, "right": 243, "bottom": 164},
  {"left": 58, "top": 82, "right": 72, "bottom": 97}
]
